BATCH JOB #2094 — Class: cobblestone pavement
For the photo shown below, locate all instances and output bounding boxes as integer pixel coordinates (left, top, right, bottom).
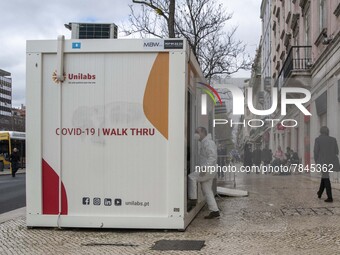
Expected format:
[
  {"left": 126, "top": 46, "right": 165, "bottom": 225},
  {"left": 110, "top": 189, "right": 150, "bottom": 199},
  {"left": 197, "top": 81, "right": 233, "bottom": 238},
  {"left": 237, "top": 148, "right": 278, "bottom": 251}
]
[{"left": 1, "top": 172, "right": 340, "bottom": 255}]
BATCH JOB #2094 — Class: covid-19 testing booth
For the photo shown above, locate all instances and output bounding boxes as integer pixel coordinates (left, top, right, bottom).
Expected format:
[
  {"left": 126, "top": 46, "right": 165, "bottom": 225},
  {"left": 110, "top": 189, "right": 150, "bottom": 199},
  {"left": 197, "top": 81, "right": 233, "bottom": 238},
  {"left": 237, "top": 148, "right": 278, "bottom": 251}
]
[{"left": 26, "top": 37, "right": 214, "bottom": 230}]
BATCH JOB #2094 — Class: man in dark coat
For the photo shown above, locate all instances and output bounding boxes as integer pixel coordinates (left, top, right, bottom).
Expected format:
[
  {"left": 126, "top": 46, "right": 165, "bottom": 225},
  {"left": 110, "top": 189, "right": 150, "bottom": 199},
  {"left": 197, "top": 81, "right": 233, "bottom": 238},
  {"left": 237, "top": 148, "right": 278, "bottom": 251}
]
[
  {"left": 314, "top": 126, "right": 339, "bottom": 202},
  {"left": 10, "top": 148, "right": 20, "bottom": 178}
]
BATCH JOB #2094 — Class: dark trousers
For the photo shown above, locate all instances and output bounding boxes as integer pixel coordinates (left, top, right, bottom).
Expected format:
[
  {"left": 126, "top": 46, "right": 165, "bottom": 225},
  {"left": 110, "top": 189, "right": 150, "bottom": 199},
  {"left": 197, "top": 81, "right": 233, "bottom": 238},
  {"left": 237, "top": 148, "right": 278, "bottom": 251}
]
[
  {"left": 318, "top": 178, "right": 333, "bottom": 199},
  {"left": 11, "top": 162, "right": 18, "bottom": 177}
]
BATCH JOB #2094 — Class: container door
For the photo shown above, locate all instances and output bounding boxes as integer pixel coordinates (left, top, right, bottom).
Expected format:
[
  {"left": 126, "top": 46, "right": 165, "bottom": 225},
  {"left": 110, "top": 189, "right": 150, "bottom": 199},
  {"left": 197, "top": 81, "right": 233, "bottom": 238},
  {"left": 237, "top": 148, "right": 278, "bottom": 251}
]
[{"left": 41, "top": 51, "right": 170, "bottom": 220}]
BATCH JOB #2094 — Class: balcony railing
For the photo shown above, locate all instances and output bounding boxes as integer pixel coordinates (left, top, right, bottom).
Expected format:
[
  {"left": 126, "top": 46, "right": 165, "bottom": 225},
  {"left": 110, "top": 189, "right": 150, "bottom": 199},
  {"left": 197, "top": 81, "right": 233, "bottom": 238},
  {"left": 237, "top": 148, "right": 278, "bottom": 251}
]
[{"left": 275, "top": 46, "right": 312, "bottom": 89}]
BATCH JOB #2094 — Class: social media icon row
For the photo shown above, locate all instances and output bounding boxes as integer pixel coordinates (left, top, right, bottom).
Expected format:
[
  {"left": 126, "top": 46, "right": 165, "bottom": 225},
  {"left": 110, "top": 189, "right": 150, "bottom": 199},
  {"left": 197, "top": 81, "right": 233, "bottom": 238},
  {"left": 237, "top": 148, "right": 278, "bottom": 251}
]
[{"left": 82, "top": 197, "right": 122, "bottom": 206}]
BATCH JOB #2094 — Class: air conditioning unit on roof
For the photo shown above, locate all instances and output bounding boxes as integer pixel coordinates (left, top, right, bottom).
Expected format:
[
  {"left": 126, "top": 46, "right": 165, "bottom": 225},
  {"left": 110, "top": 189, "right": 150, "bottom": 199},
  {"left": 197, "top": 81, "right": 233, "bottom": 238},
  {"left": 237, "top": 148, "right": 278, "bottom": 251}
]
[{"left": 65, "top": 22, "right": 118, "bottom": 39}]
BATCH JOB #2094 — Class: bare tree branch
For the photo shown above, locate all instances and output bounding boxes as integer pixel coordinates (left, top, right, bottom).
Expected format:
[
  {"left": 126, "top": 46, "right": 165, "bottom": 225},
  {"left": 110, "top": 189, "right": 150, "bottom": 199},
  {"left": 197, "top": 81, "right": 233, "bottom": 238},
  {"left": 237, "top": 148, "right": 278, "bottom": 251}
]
[
  {"left": 129, "top": 0, "right": 175, "bottom": 37},
  {"left": 125, "top": 0, "right": 252, "bottom": 79}
]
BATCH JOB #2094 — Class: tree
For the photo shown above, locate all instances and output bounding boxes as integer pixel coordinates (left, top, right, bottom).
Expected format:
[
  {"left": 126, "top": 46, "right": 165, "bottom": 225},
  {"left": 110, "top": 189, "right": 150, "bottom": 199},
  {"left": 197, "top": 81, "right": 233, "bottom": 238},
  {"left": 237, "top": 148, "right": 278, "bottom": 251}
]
[
  {"left": 128, "top": 0, "right": 176, "bottom": 38},
  {"left": 125, "top": 0, "right": 252, "bottom": 80}
]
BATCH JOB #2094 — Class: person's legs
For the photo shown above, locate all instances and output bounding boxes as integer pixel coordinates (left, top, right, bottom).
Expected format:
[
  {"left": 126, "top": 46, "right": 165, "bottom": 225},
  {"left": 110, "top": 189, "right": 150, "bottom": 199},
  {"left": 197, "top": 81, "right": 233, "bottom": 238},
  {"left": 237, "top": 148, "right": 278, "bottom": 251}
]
[
  {"left": 201, "top": 179, "right": 219, "bottom": 212},
  {"left": 318, "top": 178, "right": 325, "bottom": 198},
  {"left": 324, "top": 178, "right": 333, "bottom": 201},
  {"left": 11, "top": 163, "right": 16, "bottom": 177},
  {"left": 14, "top": 162, "right": 19, "bottom": 177}
]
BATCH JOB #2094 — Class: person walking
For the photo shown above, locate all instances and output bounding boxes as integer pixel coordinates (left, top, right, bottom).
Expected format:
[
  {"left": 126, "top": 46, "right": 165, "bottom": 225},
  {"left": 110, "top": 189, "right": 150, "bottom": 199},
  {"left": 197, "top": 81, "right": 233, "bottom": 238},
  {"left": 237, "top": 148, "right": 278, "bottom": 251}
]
[
  {"left": 243, "top": 143, "right": 253, "bottom": 173},
  {"left": 314, "top": 126, "right": 339, "bottom": 203},
  {"left": 252, "top": 144, "right": 262, "bottom": 174},
  {"left": 262, "top": 145, "right": 272, "bottom": 174},
  {"left": 190, "top": 127, "right": 220, "bottom": 219},
  {"left": 10, "top": 148, "right": 20, "bottom": 178}
]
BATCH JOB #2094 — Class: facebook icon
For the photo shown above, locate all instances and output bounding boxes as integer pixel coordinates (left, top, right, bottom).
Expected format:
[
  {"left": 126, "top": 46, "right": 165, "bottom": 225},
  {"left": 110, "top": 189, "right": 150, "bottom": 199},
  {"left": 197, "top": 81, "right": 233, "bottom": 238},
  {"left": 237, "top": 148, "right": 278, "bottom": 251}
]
[{"left": 82, "top": 197, "right": 90, "bottom": 205}]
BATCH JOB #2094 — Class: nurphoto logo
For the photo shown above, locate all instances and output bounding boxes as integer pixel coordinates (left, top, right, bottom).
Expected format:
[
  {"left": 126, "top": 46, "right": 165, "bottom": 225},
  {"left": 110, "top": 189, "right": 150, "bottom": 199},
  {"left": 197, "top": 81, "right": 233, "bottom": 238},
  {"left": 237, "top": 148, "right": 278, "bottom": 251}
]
[{"left": 199, "top": 81, "right": 312, "bottom": 128}]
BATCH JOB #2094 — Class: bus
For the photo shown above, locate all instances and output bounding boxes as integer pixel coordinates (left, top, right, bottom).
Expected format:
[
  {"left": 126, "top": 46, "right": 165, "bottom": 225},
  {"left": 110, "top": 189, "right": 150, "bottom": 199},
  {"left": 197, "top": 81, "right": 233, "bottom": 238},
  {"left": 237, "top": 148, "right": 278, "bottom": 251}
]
[{"left": 0, "top": 131, "right": 25, "bottom": 170}]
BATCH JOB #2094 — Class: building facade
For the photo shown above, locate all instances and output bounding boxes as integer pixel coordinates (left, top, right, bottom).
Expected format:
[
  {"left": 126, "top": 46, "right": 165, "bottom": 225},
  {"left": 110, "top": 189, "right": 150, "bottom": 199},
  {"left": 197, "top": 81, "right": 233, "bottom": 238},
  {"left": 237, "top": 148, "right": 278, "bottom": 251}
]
[
  {"left": 0, "top": 69, "right": 25, "bottom": 131},
  {"left": 237, "top": 44, "right": 263, "bottom": 152},
  {"left": 0, "top": 69, "right": 12, "bottom": 117},
  {"left": 258, "top": 0, "right": 340, "bottom": 180},
  {"left": 261, "top": 0, "right": 273, "bottom": 112},
  {"left": 11, "top": 105, "right": 25, "bottom": 132}
]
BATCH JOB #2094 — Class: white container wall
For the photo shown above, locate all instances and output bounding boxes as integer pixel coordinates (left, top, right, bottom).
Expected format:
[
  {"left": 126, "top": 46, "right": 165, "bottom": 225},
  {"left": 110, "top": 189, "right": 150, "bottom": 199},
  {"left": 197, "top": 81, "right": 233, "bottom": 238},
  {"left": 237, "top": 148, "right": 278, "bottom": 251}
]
[{"left": 26, "top": 38, "right": 211, "bottom": 230}]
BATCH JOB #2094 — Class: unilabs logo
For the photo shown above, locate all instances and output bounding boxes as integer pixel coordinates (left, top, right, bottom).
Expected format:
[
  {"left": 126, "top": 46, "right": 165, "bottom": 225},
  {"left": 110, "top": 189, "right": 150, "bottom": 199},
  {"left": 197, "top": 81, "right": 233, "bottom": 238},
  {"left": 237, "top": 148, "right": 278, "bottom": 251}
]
[
  {"left": 52, "top": 70, "right": 66, "bottom": 84},
  {"left": 52, "top": 70, "right": 96, "bottom": 84},
  {"left": 68, "top": 73, "right": 96, "bottom": 80}
]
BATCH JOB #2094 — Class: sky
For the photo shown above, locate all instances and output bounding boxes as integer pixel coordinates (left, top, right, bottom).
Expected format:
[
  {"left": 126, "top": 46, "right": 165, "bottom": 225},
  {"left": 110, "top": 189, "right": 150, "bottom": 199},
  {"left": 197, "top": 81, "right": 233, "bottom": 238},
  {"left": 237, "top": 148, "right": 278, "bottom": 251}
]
[{"left": 0, "top": 0, "right": 262, "bottom": 107}]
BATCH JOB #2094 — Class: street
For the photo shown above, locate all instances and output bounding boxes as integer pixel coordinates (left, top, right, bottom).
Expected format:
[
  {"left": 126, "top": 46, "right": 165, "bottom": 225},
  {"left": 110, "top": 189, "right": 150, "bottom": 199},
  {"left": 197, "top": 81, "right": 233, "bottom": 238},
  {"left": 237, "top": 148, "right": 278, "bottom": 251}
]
[
  {"left": 1, "top": 171, "right": 340, "bottom": 254},
  {"left": 0, "top": 174, "right": 26, "bottom": 214}
]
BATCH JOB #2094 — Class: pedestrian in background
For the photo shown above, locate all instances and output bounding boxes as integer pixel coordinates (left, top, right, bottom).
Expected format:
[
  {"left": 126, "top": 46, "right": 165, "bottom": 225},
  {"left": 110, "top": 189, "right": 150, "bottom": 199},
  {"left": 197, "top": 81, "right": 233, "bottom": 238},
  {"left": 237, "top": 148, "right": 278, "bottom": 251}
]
[
  {"left": 285, "top": 147, "right": 293, "bottom": 163},
  {"left": 10, "top": 148, "right": 20, "bottom": 178},
  {"left": 243, "top": 143, "right": 252, "bottom": 173},
  {"left": 289, "top": 150, "right": 300, "bottom": 165},
  {"left": 314, "top": 126, "right": 339, "bottom": 203},
  {"left": 252, "top": 144, "right": 262, "bottom": 174},
  {"left": 262, "top": 144, "right": 272, "bottom": 174},
  {"left": 273, "top": 146, "right": 285, "bottom": 167}
]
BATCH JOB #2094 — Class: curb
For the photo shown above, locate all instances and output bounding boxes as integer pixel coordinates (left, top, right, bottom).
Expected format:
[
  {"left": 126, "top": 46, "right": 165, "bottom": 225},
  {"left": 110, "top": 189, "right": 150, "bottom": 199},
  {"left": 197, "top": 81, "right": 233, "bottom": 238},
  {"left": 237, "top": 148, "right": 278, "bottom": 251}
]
[
  {"left": 0, "top": 207, "right": 26, "bottom": 224},
  {"left": 0, "top": 170, "right": 26, "bottom": 176}
]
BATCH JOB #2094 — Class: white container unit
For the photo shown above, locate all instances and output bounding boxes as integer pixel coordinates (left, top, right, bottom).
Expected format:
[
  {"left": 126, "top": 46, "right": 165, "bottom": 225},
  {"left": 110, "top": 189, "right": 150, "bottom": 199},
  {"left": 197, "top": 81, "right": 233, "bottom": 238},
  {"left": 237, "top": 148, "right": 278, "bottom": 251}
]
[{"left": 26, "top": 38, "right": 213, "bottom": 230}]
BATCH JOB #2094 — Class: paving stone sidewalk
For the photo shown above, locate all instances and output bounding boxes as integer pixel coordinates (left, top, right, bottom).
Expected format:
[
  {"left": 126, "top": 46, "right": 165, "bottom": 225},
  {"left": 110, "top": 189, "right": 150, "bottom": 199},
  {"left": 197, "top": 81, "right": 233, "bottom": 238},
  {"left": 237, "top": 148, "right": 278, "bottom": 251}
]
[{"left": 1, "top": 172, "right": 340, "bottom": 254}]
